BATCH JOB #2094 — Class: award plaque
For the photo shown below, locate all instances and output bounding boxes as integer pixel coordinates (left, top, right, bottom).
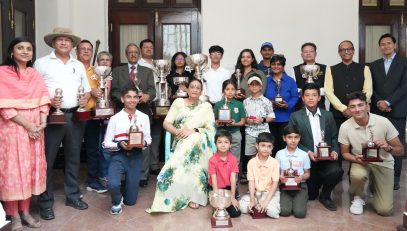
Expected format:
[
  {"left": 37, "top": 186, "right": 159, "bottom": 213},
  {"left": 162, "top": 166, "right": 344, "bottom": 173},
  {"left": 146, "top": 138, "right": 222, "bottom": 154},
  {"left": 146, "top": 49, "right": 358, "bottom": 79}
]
[
  {"left": 153, "top": 106, "right": 170, "bottom": 118},
  {"left": 217, "top": 102, "right": 232, "bottom": 124},
  {"left": 251, "top": 191, "right": 267, "bottom": 219},
  {"left": 361, "top": 129, "right": 382, "bottom": 162},
  {"left": 92, "top": 66, "right": 115, "bottom": 119},
  {"left": 315, "top": 130, "right": 334, "bottom": 160},
  {"left": 235, "top": 69, "right": 246, "bottom": 97},
  {"left": 275, "top": 79, "right": 283, "bottom": 102},
  {"left": 49, "top": 88, "right": 66, "bottom": 124},
  {"left": 280, "top": 160, "right": 301, "bottom": 190},
  {"left": 73, "top": 86, "right": 91, "bottom": 121},
  {"left": 209, "top": 189, "right": 232, "bottom": 228},
  {"left": 127, "top": 115, "right": 144, "bottom": 148}
]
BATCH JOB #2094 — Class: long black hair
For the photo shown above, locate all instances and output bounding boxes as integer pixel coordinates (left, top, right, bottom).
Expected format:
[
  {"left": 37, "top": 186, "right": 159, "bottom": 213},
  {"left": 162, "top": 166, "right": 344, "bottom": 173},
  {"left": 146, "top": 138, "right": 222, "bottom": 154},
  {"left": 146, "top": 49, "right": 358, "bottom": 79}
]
[
  {"left": 170, "top": 51, "right": 188, "bottom": 73},
  {"left": 2, "top": 37, "right": 35, "bottom": 74},
  {"left": 234, "top": 48, "right": 258, "bottom": 71}
]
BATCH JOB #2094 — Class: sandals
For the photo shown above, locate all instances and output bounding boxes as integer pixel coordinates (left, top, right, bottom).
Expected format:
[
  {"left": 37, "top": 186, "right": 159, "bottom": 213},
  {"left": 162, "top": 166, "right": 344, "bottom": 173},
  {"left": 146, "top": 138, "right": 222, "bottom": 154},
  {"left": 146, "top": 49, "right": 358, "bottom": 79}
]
[
  {"left": 10, "top": 216, "right": 23, "bottom": 231},
  {"left": 21, "top": 213, "right": 41, "bottom": 228},
  {"left": 188, "top": 202, "right": 200, "bottom": 209}
]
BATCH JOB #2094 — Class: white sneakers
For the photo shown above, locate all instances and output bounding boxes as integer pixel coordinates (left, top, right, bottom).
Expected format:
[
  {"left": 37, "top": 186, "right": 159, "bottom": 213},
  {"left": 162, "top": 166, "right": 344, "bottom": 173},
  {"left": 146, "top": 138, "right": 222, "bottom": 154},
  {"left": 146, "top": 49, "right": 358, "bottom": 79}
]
[{"left": 350, "top": 196, "right": 365, "bottom": 215}]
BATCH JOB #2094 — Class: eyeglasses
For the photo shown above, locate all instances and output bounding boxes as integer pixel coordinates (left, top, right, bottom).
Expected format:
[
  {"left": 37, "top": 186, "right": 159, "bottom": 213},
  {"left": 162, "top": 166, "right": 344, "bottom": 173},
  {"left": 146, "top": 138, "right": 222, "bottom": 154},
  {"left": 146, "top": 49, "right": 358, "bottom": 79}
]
[
  {"left": 339, "top": 47, "right": 354, "bottom": 53},
  {"left": 175, "top": 57, "right": 185, "bottom": 61}
]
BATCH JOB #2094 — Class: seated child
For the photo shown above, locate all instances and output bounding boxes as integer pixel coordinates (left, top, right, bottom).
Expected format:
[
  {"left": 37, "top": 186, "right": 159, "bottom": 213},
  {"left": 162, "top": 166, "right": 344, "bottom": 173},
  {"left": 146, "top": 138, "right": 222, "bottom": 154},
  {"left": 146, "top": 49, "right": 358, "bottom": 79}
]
[
  {"left": 275, "top": 125, "right": 310, "bottom": 218},
  {"left": 208, "top": 130, "right": 241, "bottom": 218},
  {"left": 239, "top": 132, "right": 280, "bottom": 218},
  {"left": 102, "top": 86, "right": 152, "bottom": 215}
]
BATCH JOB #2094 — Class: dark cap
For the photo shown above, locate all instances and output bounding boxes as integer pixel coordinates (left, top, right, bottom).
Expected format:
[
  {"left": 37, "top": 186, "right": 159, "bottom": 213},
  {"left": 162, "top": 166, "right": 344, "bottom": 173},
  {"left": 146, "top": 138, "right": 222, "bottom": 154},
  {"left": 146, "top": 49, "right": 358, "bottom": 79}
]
[
  {"left": 261, "top": 42, "right": 273, "bottom": 50},
  {"left": 209, "top": 45, "right": 224, "bottom": 54}
]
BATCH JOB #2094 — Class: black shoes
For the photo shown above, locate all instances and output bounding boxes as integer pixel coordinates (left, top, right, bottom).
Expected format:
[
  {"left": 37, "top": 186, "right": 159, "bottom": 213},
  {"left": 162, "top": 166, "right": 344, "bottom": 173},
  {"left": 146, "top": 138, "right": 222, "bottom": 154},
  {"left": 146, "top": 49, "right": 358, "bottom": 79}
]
[
  {"left": 394, "top": 182, "right": 400, "bottom": 190},
  {"left": 319, "top": 197, "right": 337, "bottom": 211},
  {"left": 39, "top": 208, "right": 55, "bottom": 220},
  {"left": 139, "top": 179, "right": 148, "bottom": 187},
  {"left": 65, "top": 198, "right": 88, "bottom": 210},
  {"left": 149, "top": 169, "right": 161, "bottom": 175}
]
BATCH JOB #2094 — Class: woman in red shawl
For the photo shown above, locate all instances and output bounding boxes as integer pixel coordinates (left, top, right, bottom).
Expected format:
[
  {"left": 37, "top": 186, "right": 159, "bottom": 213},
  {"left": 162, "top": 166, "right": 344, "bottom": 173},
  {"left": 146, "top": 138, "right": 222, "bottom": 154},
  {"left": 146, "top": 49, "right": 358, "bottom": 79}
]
[{"left": 0, "top": 38, "right": 50, "bottom": 230}]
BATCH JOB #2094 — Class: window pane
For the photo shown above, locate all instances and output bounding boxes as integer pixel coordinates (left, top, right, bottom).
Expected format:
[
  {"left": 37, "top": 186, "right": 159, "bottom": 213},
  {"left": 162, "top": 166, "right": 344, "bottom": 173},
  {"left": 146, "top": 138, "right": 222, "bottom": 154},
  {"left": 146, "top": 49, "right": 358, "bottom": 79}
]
[
  {"left": 362, "top": 0, "right": 378, "bottom": 6},
  {"left": 146, "top": 0, "right": 164, "bottom": 3},
  {"left": 119, "top": 25, "right": 148, "bottom": 63},
  {"left": 389, "top": 0, "right": 405, "bottom": 6},
  {"left": 365, "top": 25, "right": 391, "bottom": 63},
  {"left": 118, "top": 0, "right": 136, "bottom": 3},
  {"left": 14, "top": 10, "right": 26, "bottom": 37},
  {"left": 163, "top": 24, "right": 190, "bottom": 60},
  {"left": 176, "top": 0, "right": 193, "bottom": 3}
]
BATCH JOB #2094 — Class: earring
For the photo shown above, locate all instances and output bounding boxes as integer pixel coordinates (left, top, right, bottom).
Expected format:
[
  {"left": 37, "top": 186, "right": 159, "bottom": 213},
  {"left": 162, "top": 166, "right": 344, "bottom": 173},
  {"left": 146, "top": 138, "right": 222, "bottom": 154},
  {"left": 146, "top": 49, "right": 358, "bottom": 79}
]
[{"left": 11, "top": 53, "right": 13, "bottom": 59}]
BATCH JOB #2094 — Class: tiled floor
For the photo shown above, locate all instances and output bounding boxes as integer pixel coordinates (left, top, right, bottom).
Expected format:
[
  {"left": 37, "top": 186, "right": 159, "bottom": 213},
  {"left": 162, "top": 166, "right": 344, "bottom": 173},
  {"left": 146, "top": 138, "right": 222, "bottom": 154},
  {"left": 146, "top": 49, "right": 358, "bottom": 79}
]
[{"left": 28, "top": 160, "right": 406, "bottom": 231}]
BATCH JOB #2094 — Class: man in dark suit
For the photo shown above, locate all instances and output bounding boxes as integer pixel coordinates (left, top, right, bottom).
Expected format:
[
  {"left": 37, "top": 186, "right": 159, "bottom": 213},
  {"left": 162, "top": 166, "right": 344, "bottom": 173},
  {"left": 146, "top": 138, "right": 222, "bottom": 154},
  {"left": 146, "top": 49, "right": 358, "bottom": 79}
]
[
  {"left": 110, "top": 43, "right": 156, "bottom": 187},
  {"left": 369, "top": 33, "right": 407, "bottom": 190},
  {"left": 289, "top": 83, "right": 343, "bottom": 211},
  {"left": 293, "top": 42, "right": 326, "bottom": 110}
]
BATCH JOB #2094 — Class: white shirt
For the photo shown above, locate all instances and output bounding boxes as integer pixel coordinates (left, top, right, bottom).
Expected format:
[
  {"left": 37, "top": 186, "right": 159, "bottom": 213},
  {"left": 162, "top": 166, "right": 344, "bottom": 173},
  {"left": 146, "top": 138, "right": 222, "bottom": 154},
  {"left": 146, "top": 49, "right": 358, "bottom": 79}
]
[
  {"left": 203, "top": 66, "right": 231, "bottom": 103},
  {"left": 138, "top": 58, "right": 159, "bottom": 100},
  {"left": 34, "top": 51, "right": 90, "bottom": 108},
  {"left": 103, "top": 109, "right": 152, "bottom": 150},
  {"left": 306, "top": 107, "right": 322, "bottom": 152}
]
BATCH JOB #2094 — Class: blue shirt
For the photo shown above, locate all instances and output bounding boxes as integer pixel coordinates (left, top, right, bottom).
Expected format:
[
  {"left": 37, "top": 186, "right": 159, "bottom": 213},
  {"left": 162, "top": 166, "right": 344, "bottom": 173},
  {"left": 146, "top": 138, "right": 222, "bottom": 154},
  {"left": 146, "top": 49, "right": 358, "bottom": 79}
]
[
  {"left": 275, "top": 147, "right": 310, "bottom": 176},
  {"left": 258, "top": 60, "right": 270, "bottom": 76},
  {"left": 264, "top": 73, "right": 299, "bottom": 122}
]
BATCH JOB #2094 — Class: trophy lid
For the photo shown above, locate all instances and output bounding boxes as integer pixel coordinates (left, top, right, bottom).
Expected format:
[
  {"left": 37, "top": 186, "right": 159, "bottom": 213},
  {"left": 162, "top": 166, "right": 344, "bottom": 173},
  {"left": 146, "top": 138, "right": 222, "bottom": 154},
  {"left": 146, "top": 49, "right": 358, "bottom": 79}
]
[
  {"left": 94, "top": 66, "right": 112, "bottom": 76},
  {"left": 153, "top": 59, "right": 171, "bottom": 69},
  {"left": 185, "top": 54, "right": 208, "bottom": 68}
]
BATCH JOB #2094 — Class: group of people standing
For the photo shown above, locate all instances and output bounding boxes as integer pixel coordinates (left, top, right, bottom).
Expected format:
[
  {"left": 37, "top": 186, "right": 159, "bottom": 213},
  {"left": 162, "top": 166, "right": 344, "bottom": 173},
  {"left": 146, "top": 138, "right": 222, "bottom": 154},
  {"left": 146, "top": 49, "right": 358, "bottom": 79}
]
[{"left": 0, "top": 25, "right": 405, "bottom": 230}]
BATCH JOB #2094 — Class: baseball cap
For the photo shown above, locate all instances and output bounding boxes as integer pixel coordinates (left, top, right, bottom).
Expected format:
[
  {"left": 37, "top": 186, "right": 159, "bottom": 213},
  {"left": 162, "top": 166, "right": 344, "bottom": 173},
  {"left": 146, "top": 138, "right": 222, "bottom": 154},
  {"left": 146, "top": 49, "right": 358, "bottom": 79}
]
[
  {"left": 261, "top": 42, "right": 273, "bottom": 50},
  {"left": 247, "top": 76, "right": 263, "bottom": 86}
]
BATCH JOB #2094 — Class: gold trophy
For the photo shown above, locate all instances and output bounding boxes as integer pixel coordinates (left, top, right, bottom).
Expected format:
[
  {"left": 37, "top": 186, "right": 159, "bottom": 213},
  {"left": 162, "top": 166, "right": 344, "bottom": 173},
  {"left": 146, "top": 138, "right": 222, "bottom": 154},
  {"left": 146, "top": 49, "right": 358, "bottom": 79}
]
[
  {"left": 362, "top": 128, "right": 382, "bottom": 162},
  {"left": 300, "top": 64, "right": 321, "bottom": 84},
  {"left": 280, "top": 160, "right": 301, "bottom": 190},
  {"left": 185, "top": 54, "right": 209, "bottom": 102},
  {"left": 73, "top": 86, "right": 91, "bottom": 121},
  {"left": 91, "top": 66, "right": 114, "bottom": 119},
  {"left": 216, "top": 98, "right": 232, "bottom": 124},
  {"left": 127, "top": 114, "right": 144, "bottom": 148},
  {"left": 49, "top": 88, "right": 66, "bottom": 124},
  {"left": 209, "top": 189, "right": 232, "bottom": 228},
  {"left": 153, "top": 59, "right": 171, "bottom": 117},
  {"left": 251, "top": 191, "right": 267, "bottom": 219},
  {"left": 275, "top": 79, "right": 283, "bottom": 102},
  {"left": 315, "top": 130, "right": 333, "bottom": 160},
  {"left": 235, "top": 69, "right": 245, "bottom": 97}
]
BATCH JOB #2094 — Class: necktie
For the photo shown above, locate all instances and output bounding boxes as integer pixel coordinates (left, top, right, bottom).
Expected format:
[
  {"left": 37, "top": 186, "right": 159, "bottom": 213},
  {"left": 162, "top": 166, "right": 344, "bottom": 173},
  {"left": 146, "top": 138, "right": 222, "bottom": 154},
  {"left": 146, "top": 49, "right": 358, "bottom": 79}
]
[{"left": 130, "top": 65, "right": 136, "bottom": 82}]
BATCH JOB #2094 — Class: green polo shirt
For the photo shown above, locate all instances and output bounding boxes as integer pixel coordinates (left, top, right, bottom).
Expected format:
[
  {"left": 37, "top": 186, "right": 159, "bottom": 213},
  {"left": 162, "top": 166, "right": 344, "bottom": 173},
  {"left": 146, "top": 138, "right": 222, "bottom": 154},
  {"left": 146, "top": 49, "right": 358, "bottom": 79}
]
[{"left": 214, "top": 99, "right": 246, "bottom": 133}]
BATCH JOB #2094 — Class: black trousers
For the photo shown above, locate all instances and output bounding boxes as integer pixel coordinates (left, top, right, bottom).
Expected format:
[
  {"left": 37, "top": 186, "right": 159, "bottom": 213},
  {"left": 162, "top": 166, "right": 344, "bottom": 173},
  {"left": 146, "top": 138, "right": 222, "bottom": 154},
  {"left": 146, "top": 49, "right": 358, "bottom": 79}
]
[
  {"left": 269, "top": 122, "right": 288, "bottom": 157},
  {"left": 388, "top": 117, "right": 406, "bottom": 185},
  {"left": 307, "top": 160, "right": 344, "bottom": 200}
]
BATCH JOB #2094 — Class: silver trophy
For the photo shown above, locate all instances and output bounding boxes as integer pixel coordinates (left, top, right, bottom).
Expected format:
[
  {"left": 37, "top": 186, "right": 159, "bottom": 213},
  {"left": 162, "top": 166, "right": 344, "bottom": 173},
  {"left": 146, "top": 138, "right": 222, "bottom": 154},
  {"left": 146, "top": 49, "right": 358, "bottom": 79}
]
[
  {"left": 173, "top": 76, "right": 189, "bottom": 98},
  {"left": 209, "top": 189, "right": 232, "bottom": 228},
  {"left": 77, "top": 86, "right": 86, "bottom": 112},
  {"left": 92, "top": 66, "right": 114, "bottom": 118},
  {"left": 300, "top": 64, "right": 320, "bottom": 83},
  {"left": 275, "top": 79, "right": 283, "bottom": 102},
  {"left": 185, "top": 53, "right": 209, "bottom": 102},
  {"left": 153, "top": 59, "right": 171, "bottom": 117}
]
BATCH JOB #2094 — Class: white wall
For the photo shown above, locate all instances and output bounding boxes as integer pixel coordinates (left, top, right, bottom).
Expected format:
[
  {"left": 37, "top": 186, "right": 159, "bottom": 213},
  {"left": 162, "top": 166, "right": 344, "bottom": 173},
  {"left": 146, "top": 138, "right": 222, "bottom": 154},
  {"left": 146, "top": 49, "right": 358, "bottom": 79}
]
[
  {"left": 35, "top": 0, "right": 358, "bottom": 75},
  {"left": 202, "top": 0, "right": 359, "bottom": 75}
]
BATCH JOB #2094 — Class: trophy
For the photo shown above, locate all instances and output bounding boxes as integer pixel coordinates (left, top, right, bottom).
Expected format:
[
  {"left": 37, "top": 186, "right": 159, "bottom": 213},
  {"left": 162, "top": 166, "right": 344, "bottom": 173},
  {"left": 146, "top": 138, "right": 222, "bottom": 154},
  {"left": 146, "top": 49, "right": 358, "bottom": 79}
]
[
  {"left": 73, "top": 86, "right": 92, "bottom": 121},
  {"left": 49, "top": 88, "right": 66, "bottom": 124},
  {"left": 209, "top": 189, "right": 232, "bottom": 228},
  {"left": 235, "top": 69, "right": 245, "bottom": 97},
  {"left": 280, "top": 160, "right": 301, "bottom": 190},
  {"left": 300, "top": 64, "right": 320, "bottom": 84},
  {"left": 275, "top": 79, "right": 283, "bottom": 102},
  {"left": 216, "top": 99, "right": 232, "bottom": 124},
  {"left": 251, "top": 191, "right": 267, "bottom": 219},
  {"left": 131, "top": 68, "right": 143, "bottom": 97},
  {"left": 173, "top": 76, "right": 189, "bottom": 98},
  {"left": 127, "top": 114, "right": 144, "bottom": 148},
  {"left": 185, "top": 54, "right": 209, "bottom": 102},
  {"left": 153, "top": 60, "right": 171, "bottom": 117},
  {"left": 315, "top": 130, "right": 334, "bottom": 160},
  {"left": 362, "top": 128, "right": 382, "bottom": 162},
  {"left": 91, "top": 66, "right": 114, "bottom": 119}
]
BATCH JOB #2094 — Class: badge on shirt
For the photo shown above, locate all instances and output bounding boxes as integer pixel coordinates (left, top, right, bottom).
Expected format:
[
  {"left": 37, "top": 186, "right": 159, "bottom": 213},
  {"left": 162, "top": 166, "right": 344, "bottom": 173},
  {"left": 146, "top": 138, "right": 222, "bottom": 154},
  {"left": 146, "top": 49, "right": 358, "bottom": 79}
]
[
  {"left": 291, "top": 160, "right": 302, "bottom": 168},
  {"left": 234, "top": 107, "right": 239, "bottom": 114}
]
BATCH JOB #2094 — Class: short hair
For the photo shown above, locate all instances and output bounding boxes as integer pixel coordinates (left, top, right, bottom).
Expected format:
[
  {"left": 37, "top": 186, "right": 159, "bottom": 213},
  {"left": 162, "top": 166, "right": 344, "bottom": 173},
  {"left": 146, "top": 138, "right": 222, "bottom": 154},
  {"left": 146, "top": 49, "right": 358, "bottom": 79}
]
[
  {"left": 256, "top": 132, "right": 274, "bottom": 144},
  {"left": 215, "top": 129, "right": 232, "bottom": 143},
  {"left": 77, "top": 39, "right": 93, "bottom": 49},
  {"left": 121, "top": 85, "right": 139, "bottom": 97},
  {"left": 222, "top": 79, "right": 237, "bottom": 92},
  {"left": 139, "top": 39, "right": 154, "bottom": 49},
  {"left": 209, "top": 45, "right": 224, "bottom": 55},
  {"left": 301, "top": 42, "right": 317, "bottom": 51},
  {"left": 338, "top": 40, "right": 354, "bottom": 52},
  {"left": 378, "top": 33, "right": 396, "bottom": 45},
  {"left": 346, "top": 91, "right": 367, "bottom": 105},
  {"left": 301, "top": 83, "right": 320, "bottom": 96},
  {"left": 97, "top": 51, "right": 113, "bottom": 62},
  {"left": 283, "top": 124, "right": 300, "bottom": 136},
  {"left": 270, "top": 54, "right": 286, "bottom": 66},
  {"left": 125, "top": 43, "right": 139, "bottom": 54}
]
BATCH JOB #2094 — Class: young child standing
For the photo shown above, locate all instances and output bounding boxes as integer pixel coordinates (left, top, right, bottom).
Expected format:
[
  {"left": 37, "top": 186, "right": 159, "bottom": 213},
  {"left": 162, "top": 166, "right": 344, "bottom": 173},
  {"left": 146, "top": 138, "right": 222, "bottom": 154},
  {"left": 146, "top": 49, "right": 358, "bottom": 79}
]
[
  {"left": 102, "top": 86, "right": 152, "bottom": 215},
  {"left": 239, "top": 132, "right": 280, "bottom": 218},
  {"left": 208, "top": 130, "right": 241, "bottom": 218},
  {"left": 276, "top": 125, "right": 310, "bottom": 218}
]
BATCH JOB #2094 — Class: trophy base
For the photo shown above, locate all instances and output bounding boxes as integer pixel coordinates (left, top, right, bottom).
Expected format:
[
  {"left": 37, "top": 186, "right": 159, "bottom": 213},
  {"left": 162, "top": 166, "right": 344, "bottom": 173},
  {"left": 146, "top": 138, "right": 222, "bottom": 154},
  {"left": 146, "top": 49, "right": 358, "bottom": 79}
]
[
  {"left": 49, "top": 114, "right": 66, "bottom": 124},
  {"left": 397, "top": 213, "right": 407, "bottom": 231},
  {"left": 361, "top": 157, "right": 383, "bottom": 162},
  {"left": 92, "top": 107, "right": 115, "bottom": 119},
  {"left": 216, "top": 119, "right": 233, "bottom": 124},
  {"left": 251, "top": 207, "right": 267, "bottom": 219},
  {"left": 280, "top": 184, "right": 302, "bottom": 191},
  {"left": 315, "top": 156, "right": 335, "bottom": 161},
  {"left": 210, "top": 217, "right": 232, "bottom": 228},
  {"left": 153, "top": 106, "right": 170, "bottom": 118},
  {"left": 73, "top": 111, "right": 92, "bottom": 122}
]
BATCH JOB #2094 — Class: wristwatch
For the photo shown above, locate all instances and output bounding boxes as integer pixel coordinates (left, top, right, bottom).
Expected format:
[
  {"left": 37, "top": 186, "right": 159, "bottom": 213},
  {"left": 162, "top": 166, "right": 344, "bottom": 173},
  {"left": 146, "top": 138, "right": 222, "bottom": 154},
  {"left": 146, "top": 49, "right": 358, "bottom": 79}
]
[{"left": 262, "top": 117, "right": 266, "bottom": 123}]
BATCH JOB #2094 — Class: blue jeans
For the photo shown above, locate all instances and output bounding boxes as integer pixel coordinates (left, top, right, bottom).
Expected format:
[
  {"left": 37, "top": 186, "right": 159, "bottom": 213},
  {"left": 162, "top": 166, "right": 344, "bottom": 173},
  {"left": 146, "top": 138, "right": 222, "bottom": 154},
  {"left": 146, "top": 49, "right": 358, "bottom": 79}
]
[{"left": 107, "top": 150, "right": 143, "bottom": 206}]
